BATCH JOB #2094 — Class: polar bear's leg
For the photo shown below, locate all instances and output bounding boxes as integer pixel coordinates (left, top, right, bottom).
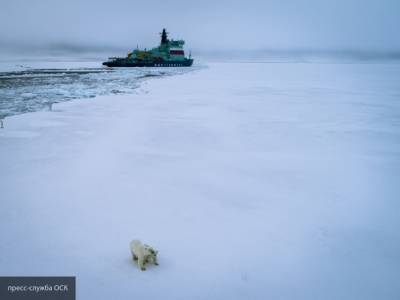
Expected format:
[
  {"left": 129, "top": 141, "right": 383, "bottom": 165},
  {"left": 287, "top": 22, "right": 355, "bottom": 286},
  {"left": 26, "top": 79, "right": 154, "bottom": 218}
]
[
  {"left": 138, "top": 256, "right": 146, "bottom": 271},
  {"left": 130, "top": 248, "right": 138, "bottom": 261},
  {"left": 148, "top": 255, "right": 158, "bottom": 265},
  {"left": 146, "top": 254, "right": 158, "bottom": 266}
]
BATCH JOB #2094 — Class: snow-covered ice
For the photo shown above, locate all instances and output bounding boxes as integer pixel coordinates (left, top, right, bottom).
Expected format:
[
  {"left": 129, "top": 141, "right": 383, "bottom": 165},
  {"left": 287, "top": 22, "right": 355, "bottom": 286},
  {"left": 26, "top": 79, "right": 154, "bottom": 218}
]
[{"left": 1, "top": 62, "right": 400, "bottom": 299}]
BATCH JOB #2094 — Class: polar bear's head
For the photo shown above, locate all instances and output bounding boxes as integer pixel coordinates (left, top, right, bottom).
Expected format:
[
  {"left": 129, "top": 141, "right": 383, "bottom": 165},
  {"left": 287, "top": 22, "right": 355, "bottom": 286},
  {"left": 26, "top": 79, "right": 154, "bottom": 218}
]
[
  {"left": 144, "top": 245, "right": 158, "bottom": 256},
  {"left": 142, "top": 246, "right": 158, "bottom": 265}
]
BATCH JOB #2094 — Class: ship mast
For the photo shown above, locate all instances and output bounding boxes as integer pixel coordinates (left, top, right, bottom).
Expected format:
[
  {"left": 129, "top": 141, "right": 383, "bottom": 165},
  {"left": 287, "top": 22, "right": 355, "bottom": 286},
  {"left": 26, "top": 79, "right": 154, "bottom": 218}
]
[{"left": 160, "top": 28, "right": 169, "bottom": 45}]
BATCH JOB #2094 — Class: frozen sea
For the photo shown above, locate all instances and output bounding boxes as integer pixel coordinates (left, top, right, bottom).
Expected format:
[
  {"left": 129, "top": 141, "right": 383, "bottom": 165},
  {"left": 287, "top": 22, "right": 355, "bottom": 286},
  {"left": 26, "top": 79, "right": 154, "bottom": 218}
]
[{"left": 1, "top": 60, "right": 400, "bottom": 299}]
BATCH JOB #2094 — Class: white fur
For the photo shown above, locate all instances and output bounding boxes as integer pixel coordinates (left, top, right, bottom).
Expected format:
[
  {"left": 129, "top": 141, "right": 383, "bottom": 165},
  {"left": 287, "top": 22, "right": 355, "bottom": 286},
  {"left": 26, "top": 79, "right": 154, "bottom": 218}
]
[{"left": 130, "top": 240, "right": 159, "bottom": 271}]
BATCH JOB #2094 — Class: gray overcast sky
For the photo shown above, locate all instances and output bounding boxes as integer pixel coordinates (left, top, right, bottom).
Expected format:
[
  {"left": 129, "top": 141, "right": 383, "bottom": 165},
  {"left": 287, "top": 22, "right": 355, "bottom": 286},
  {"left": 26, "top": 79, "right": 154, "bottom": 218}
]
[{"left": 0, "top": 0, "right": 399, "bottom": 54}]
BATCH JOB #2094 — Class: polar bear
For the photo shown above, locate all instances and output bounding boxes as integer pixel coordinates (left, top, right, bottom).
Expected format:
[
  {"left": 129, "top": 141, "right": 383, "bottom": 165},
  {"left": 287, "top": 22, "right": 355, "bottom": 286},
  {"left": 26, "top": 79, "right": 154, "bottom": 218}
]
[{"left": 130, "top": 240, "right": 159, "bottom": 271}]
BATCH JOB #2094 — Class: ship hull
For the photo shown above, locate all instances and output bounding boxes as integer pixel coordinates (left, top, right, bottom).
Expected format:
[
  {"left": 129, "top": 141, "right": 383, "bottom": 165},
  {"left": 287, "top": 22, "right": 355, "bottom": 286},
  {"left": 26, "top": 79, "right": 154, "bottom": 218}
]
[{"left": 102, "top": 59, "right": 193, "bottom": 67}]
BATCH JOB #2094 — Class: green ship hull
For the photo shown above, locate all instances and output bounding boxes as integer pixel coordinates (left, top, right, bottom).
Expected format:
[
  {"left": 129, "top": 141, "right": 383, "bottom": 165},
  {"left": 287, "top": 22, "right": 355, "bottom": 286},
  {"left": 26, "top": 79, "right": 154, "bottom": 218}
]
[{"left": 103, "top": 29, "right": 193, "bottom": 68}]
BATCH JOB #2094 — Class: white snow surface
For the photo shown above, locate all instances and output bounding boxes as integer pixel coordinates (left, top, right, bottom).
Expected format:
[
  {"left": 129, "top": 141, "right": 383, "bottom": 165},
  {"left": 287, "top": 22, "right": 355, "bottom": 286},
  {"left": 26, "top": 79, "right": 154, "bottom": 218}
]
[{"left": 1, "top": 62, "right": 400, "bottom": 299}]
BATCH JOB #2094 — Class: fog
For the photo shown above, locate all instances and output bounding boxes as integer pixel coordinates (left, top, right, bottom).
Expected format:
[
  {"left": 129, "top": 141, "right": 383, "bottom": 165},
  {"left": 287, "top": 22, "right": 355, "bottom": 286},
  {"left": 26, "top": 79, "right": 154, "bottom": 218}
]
[{"left": 1, "top": 0, "right": 399, "bottom": 57}]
